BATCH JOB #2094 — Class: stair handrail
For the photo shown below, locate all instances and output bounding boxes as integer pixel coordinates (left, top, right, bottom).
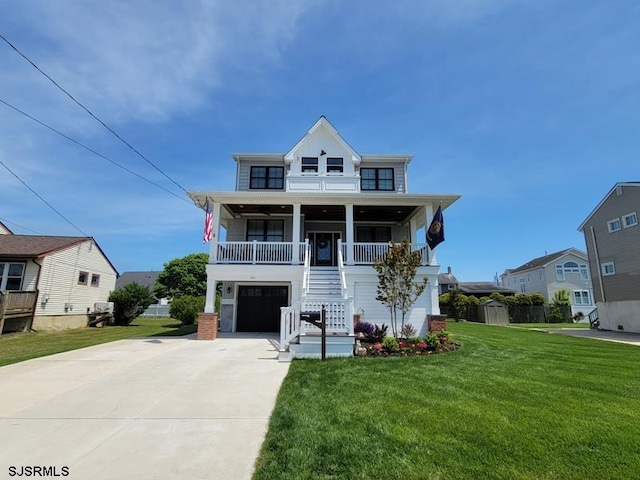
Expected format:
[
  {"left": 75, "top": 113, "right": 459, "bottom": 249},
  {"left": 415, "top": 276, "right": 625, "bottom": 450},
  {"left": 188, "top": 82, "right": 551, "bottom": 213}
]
[
  {"left": 588, "top": 307, "right": 599, "bottom": 329},
  {"left": 280, "top": 299, "right": 304, "bottom": 351},
  {"left": 301, "top": 238, "right": 311, "bottom": 296},
  {"left": 336, "top": 239, "right": 349, "bottom": 299}
]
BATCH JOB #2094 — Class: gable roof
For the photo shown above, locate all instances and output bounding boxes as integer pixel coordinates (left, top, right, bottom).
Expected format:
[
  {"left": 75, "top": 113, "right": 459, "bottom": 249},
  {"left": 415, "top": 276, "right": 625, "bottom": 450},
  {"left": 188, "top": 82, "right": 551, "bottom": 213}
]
[
  {"left": 284, "top": 116, "right": 362, "bottom": 165},
  {"left": 116, "top": 271, "right": 160, "bottom": 290},
  {"left": 0, "top": 221, "right": 13, "bottom": 235},
  {"left": 0, "top": 235, "right": 119, "bottom": 275},
  {"left": 578, "top": 182, "right": 640, "bottom": 231},
  {"left": 506, "top": 248, "right": 587, "bottom": 275}
]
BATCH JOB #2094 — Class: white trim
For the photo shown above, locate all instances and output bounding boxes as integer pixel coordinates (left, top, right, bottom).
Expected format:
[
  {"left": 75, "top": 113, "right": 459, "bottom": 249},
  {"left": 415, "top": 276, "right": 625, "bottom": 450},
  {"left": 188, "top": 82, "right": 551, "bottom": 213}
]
[
  {"left": 623, "top": 211, "right": 638, "bottom": 228},
  {"left": 578, "top": 182, "right": 640, "bottom": 231},
  {"left": 601, "top": 262, "right": 615, "bottom": 276},
  {"left": 607, "top": 218, "right": 622, "bottom": 233},
  {"left": 572, "top": 289, "right": 592, "bottom": 306}
]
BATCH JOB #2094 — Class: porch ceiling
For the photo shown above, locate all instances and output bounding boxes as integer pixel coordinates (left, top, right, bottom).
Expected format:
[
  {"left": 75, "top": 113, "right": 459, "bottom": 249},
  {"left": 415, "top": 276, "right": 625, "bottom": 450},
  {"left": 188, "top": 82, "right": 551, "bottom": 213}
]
[{"left": 224, "top": 204, "right": 418, "bottom": 223}]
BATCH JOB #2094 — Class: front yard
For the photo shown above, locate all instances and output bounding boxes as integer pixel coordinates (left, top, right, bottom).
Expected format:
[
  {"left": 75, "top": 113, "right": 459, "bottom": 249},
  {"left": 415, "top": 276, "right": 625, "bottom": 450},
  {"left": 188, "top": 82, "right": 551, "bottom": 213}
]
[
  {"left": 0, "top": 317, "right": 196, "bottom": 367},
  {"left": 254, "top": 322, "right": 640, "bottom": 480}
]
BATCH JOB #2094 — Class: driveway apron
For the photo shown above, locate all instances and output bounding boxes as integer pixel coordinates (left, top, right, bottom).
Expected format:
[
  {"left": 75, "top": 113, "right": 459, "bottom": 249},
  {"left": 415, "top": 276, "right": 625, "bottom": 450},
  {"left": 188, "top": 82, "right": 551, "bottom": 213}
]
[{"left": 0, "top": 333, "right": 290, "bottom": 480}]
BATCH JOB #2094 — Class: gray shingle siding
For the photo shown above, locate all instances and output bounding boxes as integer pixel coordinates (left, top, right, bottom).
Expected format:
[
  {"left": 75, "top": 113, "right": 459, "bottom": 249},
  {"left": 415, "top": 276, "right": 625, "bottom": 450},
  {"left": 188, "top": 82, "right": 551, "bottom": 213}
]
[{"left": 582, "top": 185, "right": 640, "bottom": 303}]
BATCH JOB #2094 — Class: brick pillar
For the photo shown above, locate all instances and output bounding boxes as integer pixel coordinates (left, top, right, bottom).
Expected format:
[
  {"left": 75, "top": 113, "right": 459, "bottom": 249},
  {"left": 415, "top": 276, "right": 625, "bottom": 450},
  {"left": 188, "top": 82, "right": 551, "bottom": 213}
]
[
  {"left": 197, "top": 313, "right": 219, "bottom": 340},
  {"left": 428, "top": 314, "right": 447, "bottom": 333}
]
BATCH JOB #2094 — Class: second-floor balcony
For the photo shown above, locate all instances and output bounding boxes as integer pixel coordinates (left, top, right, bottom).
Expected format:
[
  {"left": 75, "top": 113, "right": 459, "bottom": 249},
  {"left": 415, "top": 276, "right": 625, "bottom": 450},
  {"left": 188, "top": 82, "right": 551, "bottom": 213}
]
[{"left": 212, "top": 240, "right": 430, "bottom": 266}]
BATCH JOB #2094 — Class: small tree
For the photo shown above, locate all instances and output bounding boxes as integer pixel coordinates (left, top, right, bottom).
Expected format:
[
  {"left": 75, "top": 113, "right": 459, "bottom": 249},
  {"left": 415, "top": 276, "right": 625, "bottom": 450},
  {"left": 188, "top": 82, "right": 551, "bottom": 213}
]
[
  {"left": 550, "top": 289, "right": 571, "bottom": 322},
  {"left": 374, "top": 239, "right": 428, "bottom": 338},
  {"left": 109, "top": 282, "right": 155, "bottom": 325},
  {"left": 155, "top": 253, "right": 208, "bottom": 300},
  {"left": 447, "top": 288, "right": 467, "bottom": 322}
]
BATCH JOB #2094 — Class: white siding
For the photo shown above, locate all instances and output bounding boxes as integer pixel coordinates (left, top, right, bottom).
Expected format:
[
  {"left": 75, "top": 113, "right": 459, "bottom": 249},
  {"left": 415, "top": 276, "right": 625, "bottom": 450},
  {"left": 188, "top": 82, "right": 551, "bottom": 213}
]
[
  {"left": 35, "top": 240, "right": 117, "bottom": 316},
  {"left": 0, "top": 223, "right": 12, "bottom": 235}
]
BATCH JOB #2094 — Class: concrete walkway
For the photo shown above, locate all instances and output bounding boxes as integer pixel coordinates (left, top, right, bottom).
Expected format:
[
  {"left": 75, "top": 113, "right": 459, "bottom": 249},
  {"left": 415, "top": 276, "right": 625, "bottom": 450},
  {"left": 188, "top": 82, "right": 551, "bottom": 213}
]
[
  {"left": 543, "top": 328, "right": 640, "bottom": 346},
  {"left": 0, "top": 333, "right": 290, "bottom": 480}
]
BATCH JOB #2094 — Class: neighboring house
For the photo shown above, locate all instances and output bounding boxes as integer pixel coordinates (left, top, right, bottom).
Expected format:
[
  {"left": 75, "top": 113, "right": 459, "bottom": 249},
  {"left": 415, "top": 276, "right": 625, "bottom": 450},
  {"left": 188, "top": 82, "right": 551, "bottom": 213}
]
[
  {"left": 116, "top": 271, "right": 170, "bottom": 317},
  {"left": 578, "top": 182, "right": 640, "bottom": 332},
  {"left": 0, "top": 221, "right": 13, "bottom": 235},
  {"left": 458, "top": 282, "right": 515, "bottom": 298},
  {"left": 188, "top": 116, "right": 460, "bottom": 358},
  {"left": 500, "top": 248, "right": 595, "bottom": 316},
  {"left": 0, "top": 233, "right": 118, "bottom": 330},
  {"left": 438, "top": 266, "right": 459, "bottom": 294}
]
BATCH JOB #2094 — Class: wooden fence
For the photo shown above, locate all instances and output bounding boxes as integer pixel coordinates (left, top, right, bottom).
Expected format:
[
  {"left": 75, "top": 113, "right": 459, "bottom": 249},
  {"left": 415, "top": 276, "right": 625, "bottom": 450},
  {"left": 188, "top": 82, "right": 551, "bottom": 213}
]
[
  {"left": 0, "top": 290, "right": 38, "bottom": 335},
  {"left": 440, "top": 303, "right": 572, "bottom": 323}
]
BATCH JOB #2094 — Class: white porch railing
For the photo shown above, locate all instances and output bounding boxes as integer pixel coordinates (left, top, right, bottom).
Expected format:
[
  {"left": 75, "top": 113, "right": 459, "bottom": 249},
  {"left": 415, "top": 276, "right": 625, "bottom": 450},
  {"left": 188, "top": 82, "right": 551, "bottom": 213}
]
[
  {"left": 301, "top": 240, "right": 311, "bottom": 295},
  {"left": 350, "top": 242, "right": 429, "bottom": 265},
  {"left": 279, "top": 297, "right": 354, "bottom": 351},
  {"left": 214, "top": 241, "right": 429, "bottom": 265},
  {"left": 216, "top": 241, "right": 304, "bottom": 264}
]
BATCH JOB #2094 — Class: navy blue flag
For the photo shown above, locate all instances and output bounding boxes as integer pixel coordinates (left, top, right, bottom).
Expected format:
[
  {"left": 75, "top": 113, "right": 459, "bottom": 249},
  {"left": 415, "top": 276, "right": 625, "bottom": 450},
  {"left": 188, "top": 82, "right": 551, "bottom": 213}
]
[{"left": 426, "top": 205, "right": 445, "bottom": 249}]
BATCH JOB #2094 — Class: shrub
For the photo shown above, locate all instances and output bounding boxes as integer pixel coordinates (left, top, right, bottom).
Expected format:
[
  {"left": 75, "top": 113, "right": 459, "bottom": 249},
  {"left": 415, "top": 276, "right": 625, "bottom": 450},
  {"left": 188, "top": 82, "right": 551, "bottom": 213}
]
[
  {"left": 382, "top": 336, "right": 399, "bottom": 352},
  {"left": 530, "top": 293, "right": 546, "bottom": 305},
  {"left": 467, "top": 296, "right": 480, "bottom": 305},
  {"left": 169, "top": 295, "right": 205, "bottom": 325},
  {"left": 400, "top": 323, "right": 417, "bottom": 339},
  {"left": 108, "top": 282, "right": 155, "bottom": 326},
  {"left": 366, "top": 324, "right": 388, "bottom": 343},
  {"left": 355, "top": 321, "right": 375, "bottom": 336}
]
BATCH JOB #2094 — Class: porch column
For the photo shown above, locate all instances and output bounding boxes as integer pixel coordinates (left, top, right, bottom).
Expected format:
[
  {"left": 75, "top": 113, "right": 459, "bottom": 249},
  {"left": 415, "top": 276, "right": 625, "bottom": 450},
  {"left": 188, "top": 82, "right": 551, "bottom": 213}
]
[
  {"left": 204, "top": 266, "right": 217, "bottom": 313},
  {"left": 409, "top": 218, "right": 418, "bottom": 244},
  {"left": 209, "top": 201, "right": 222, "bottom": 263},
  {"left": 292, "top": 203, "right": 301, "bottom": 264},
  {"left": 424, "top": 204, "right": 437, "bottom": 266},
  {"left": 345, "top": 204, "right": 354, "bottom": 265}
]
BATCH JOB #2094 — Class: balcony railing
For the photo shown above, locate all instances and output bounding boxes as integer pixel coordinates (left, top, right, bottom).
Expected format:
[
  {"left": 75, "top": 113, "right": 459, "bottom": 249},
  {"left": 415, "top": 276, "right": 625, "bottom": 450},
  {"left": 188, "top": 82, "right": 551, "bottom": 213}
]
[
  {"left": 213, "top": 241, "right": 430, "bottom": 265},
  {"left": 215, "top": 241, "right": 305, "bottom": 264}
]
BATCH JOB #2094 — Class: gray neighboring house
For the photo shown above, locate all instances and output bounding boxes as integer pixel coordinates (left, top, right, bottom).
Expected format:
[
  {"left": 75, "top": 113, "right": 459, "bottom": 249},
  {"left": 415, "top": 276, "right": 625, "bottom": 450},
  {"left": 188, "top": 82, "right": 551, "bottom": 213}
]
[
  {"left": 500, "top": 248, "right": 595, "bottom": 316},
  {"left": 438, "top": 266, "right": 459, "bottom": 294},
  {"left": 578, "top": 182, "right": 640, "bottom": 333},
  {"left": 116, "top": 271, "right": 169, "bottom": 317}
]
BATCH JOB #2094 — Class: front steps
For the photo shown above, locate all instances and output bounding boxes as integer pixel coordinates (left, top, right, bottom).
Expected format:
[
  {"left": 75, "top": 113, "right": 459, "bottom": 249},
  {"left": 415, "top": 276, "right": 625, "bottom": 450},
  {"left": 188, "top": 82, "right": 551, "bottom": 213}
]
[
  {"left": 288, "top": 333, "right": 355, "bottom": 359},
  {"left": 306, "top": 266, "right": 343, "bottom": 300}
]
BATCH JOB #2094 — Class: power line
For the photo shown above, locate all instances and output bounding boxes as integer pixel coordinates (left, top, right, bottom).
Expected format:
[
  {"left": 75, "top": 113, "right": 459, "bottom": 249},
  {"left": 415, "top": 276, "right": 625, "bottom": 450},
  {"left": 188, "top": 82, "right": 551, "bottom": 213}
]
[
  {"left": 0, "top": 33, "right": 190, "bottom": 195},
  {"left": 0, "top": 98, "right": 191, "bottom": 204},
  {"left": 0, "top": 217, "right": 43, "bottom": 235},
  {"left": 0, "top": 160, "right": 90, "bottom": 237}
]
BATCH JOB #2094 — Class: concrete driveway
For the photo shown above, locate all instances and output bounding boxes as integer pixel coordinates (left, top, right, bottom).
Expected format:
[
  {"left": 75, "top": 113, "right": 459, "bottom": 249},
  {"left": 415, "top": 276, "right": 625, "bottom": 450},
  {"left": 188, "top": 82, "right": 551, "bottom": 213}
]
[
  {"left": 543, "top": 328, "right": 640, "bottom": 346},
  {"left": 0, "top": 333, "right": 290, "bottom": 480}
]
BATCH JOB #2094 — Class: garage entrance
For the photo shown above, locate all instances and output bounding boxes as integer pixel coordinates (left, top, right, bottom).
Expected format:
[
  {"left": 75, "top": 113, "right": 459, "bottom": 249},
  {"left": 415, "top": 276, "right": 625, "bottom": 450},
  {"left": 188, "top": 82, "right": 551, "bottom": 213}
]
[{"left": 236, "top": 286, "right": 289, "bottom": 332}]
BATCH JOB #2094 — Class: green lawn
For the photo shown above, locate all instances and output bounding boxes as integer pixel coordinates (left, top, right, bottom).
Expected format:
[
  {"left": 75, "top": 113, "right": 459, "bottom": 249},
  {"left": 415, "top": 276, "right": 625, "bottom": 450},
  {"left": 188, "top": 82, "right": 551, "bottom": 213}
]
[
  {"left": 254, "top": 322, "right": 640, "bottom": 480},
  {"left": 0, "top": 317, "right": 196, "bottom": 367}
]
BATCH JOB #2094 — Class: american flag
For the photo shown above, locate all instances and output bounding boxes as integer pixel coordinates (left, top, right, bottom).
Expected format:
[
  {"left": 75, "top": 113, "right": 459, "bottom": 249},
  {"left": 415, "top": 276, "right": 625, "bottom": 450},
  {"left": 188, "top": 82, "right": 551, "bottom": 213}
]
[{"left": 203, "top": 198, "right": 213, "bottom": 243}]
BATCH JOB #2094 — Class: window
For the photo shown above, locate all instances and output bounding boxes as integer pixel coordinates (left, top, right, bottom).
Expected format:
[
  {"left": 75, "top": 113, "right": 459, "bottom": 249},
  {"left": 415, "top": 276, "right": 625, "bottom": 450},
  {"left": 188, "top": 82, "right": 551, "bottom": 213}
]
[
  {"left": 573, "top": 290, "right": 592, "bottom": 306},
  {"left": 301, "top": 157, "right": 318, "bottom": 173},
  {"left": 361, "top": 168, "right": 394, "bottom": 191},
  {"left": 356, "top": 226, "right": 392, "bottom": 243},
  {"left": 580, "top": 265, "right": 589, "bottom": 281},
  {"left": 601, "top": 262, "right": 615, "bottom": 276},
  {"left": 608, "top": 218, "right": 621, "bottom": 233},
  {"left": 555, "top": 265, "right": 564, "bottom": 281},
  {"left": 246, "top": 220, "right": 284, "bottom": 242},
  {"left": 0, "top": 262, "right": 25, "bottom": 290},
  {"left": 623, "top": 212, "right": 638, "bottom": 228},
  {"left": 519, "top": 278, "right": 526, "bottom": 293},
  {"left": 249, "top": 166, "right": 284, "bottom": 189},
  {"left": 78, "top": 271, "right": 88, "bottom": 285},
  {"left": 327, "top": 157, "right": 343, "bottom": 173},
  {"left": 539, "top": 270, "right": 544, "bottom": 281},
  {"left": 90, "top": 274, "right": 100, "bottom": 287}
]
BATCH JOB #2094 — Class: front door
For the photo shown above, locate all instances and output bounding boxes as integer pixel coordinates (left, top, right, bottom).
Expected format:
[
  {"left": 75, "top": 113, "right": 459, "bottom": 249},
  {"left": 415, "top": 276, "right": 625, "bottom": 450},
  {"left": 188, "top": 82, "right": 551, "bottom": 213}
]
[{"left": 309, "top": 232, "right": 341, "bottom": 266}]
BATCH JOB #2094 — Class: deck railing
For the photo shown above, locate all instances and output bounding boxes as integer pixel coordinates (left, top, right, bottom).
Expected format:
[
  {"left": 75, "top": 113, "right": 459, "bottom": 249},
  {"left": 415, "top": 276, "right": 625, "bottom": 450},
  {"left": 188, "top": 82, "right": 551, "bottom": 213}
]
[{"left": 214, "top": 241, "right": 430, "bottom": 265}]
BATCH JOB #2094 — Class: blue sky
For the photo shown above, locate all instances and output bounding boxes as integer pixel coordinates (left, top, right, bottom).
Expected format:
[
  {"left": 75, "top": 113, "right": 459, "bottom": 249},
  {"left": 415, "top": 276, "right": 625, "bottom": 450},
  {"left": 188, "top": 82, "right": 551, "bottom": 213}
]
[{"left": 1, "top": 0, "right": 639, "bottom": 281}]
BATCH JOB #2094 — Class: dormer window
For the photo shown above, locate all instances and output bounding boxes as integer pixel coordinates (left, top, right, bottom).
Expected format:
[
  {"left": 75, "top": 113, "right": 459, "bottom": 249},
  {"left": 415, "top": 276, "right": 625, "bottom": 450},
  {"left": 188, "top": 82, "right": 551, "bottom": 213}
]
[
  {"left": 327, "top": 157, "right": 343, "bottom": 173},
  {"left": 250, "top": 166, "right": 284, "bottom": 189},
  {"left": 302, "top": 157, "right": 318, "bottom": 173}
]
